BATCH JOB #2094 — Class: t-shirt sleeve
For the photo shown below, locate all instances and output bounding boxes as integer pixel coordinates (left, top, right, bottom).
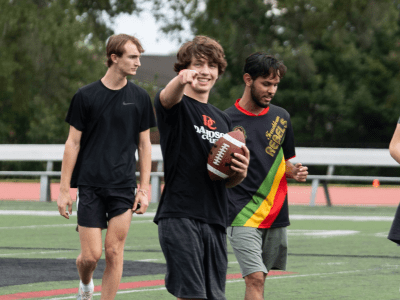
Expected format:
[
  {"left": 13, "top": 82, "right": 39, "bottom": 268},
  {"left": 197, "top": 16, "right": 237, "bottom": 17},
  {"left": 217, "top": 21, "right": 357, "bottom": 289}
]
[
  {"left": 282, "top": 116, "right": 296, "bottom": 160},
  {"left": 65, "top": 90, "right": 88, "bottom": 132},
  {"left": 154, "top": 90, "right": 181, "bottom": 126},
  {"left": 139, "top": 92, "right": 157, "bottom": 132}
]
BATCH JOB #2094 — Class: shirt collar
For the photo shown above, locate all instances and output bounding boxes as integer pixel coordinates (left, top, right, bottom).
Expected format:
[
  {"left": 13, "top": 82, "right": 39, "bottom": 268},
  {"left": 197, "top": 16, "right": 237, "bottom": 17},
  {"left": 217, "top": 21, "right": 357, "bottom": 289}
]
[{"left": 234, "top": 98, "right": 270, "bottom": 116}]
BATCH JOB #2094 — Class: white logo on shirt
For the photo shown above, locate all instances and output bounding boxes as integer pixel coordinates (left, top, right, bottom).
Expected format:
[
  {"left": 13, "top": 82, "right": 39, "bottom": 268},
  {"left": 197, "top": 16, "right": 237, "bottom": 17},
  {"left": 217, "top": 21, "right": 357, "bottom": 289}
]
[{"left": 193, "top": 125, "right": 225, "bottom": 144}]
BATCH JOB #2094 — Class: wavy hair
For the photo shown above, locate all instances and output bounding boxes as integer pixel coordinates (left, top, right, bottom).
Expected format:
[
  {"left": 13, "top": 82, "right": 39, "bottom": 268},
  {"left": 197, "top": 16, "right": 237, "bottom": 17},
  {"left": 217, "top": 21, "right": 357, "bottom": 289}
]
[{"left": 174, "top": 36, "right": 227, "bottom": 75}]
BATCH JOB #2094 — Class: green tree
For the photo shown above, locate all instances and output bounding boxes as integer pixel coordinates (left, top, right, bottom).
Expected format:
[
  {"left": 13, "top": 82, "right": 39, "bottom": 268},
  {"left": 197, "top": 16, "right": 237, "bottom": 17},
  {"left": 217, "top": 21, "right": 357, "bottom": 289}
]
[
  {"left": 151, "top": 0, "right": 400, "bottom": 147},
  {"left": 0, "top": 0, "right": 140, "bottom": 144}
]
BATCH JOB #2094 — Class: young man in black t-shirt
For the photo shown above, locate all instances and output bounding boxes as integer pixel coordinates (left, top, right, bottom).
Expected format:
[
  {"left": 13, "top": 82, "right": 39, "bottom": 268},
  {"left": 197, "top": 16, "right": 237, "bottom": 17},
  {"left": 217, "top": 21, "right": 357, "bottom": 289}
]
[
  {"left": 57, "top": 34, "right": 156, "bottom": 300},
  {"left": 225, "top": 53, "right": 308, "bottom": 300},
  {"left": 154, "top": 36, "right": 249, "bottom": 300}
]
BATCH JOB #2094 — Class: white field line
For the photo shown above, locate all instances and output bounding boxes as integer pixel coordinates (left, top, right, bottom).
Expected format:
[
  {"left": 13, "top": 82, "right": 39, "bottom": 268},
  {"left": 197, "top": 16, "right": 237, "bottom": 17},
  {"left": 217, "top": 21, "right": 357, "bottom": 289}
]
[
  {"left": 136, "top": 259, "right": 159, "bottom": 262},
  {"left": 288, "top": 229, "right": 359, "bottom": 237},
  {"left": 0, "top": 211, "right": 394, "bottom": 221},
  {"left": 0, "top": 224, "right": 76, "bottom": 230},
  {"left": 0, "top": 219, "right": 152, "bottom": 230},
  {"left": 0, "top": 245, "right": 161, "bottom": 258},
  {"left": 50, "top": 288, "right": 168, "bottom": 300},
  {"left": 290, "top": 215, "right": 394, "bottom": 221},
  {"left": 0, "top": 249, "right": 160, "bottom": 258},
  {"left": 0, "top": 250, "right": 75, "bottom": 257},
  {"left": 48, "top": 267, "right": 391, "bottom": 299},
  {"left": 224, "top": 268, "right": 394, "bottom": 284},
  {"left": 0, "top": 210, "right": 156, "bottom": 217}
]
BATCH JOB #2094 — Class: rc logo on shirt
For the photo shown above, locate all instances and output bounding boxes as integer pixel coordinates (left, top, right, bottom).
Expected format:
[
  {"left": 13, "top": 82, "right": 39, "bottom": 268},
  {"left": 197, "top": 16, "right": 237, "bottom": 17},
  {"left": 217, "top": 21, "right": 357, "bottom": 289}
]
[
  {"left": 265, "top": 116, "right": 287, "bottom": 157},
  {"left": 202, "top": 115, "right": 217, "bottom": 130},
  {"left": 194, "top": 115, "right": 225, "bottom": 143},
  {"left": 192, "top": 115, "right": 225, "bottom": 143}
]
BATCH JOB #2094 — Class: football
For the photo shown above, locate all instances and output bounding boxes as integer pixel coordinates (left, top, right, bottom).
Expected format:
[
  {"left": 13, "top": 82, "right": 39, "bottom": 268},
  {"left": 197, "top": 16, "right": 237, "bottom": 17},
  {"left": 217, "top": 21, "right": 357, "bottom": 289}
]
[{"left": 207, "top": 130, "right": 246, "bottom": 181}]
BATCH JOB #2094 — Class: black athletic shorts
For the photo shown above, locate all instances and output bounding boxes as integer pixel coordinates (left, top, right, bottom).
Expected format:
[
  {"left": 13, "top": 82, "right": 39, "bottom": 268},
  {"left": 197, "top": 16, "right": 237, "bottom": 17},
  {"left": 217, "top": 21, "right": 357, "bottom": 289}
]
[
  {"left": 77, "top": 185, "right": 135, "bottom": 229},
  {"left": 158, "top": 218, "right": 227, "bottom": 300}
]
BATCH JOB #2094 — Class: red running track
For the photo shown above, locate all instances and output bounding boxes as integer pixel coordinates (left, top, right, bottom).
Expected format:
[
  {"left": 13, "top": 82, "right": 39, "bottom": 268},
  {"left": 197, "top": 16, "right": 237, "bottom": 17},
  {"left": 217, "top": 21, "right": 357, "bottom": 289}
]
[
  {"left": 0, "top": 271, "right": 294, "bottom": 300},
  {"left": 0, "top": 182, "right": 398, "bottom": 206}
]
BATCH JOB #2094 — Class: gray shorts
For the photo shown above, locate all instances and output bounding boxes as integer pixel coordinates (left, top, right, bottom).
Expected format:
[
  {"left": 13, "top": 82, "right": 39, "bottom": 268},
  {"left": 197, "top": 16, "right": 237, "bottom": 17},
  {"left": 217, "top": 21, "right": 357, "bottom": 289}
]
[{"left": 227, "top": 226, "right": 287, "bottom": 278}]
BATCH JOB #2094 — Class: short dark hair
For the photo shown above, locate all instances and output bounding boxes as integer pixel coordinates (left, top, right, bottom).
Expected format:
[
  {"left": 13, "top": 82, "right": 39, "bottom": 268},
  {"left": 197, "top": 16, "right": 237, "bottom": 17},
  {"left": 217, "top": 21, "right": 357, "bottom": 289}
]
[
  {"left": 174, "top": 35, "right": 227, "bottom": 75},
  {"left": 106, "top": 34, "right": 144, "bottom": 67},
  {"left": 243, "top": 52, "right": 287, "bottom": 80}
]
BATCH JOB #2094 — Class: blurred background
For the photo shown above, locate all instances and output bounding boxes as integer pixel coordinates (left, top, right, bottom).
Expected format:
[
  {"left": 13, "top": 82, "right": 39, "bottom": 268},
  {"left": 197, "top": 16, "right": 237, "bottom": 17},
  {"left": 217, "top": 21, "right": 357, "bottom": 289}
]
[
  {"left": 1, "top": 3, "right": 399, "bottom": 297},
  {"left": 1, "top": 0, "right": 400, "bottom": 178}
]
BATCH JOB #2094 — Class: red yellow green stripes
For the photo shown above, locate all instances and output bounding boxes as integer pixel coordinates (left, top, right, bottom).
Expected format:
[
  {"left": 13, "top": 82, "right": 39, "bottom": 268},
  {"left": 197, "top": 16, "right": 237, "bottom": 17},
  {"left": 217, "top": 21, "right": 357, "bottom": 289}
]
[
  {"left": 258, "top": 174, "right": 287, "bottom": 228},
  {"left": 231, "top": 148, "right": 288, "bottom": 228}
]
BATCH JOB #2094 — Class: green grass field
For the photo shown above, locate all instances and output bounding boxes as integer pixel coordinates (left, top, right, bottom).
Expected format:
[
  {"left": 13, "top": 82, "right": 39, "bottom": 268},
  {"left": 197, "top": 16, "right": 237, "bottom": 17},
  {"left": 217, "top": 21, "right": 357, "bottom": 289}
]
[{"left": 0, "top": 201, "right": 399, "bottom": 299}]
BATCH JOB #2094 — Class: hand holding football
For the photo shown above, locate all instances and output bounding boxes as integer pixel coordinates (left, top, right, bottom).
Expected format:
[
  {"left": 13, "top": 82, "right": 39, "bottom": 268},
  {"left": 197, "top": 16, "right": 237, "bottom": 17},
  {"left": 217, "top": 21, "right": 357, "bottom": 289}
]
[{"left": 207, "top": 131, "right": 246, "bottom": 181}]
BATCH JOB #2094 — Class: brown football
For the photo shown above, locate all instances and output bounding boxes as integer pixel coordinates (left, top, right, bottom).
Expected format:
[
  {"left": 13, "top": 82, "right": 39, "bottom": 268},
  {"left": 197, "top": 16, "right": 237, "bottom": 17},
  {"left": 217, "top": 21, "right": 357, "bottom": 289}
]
[{"left": 207, "top": 131, "right": 246, "bottom": 181}]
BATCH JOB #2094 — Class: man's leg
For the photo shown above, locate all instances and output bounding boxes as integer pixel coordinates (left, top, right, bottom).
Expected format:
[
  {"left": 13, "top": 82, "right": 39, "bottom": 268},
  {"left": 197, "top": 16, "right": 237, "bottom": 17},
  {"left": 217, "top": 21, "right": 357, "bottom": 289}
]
[
  {"left": 244, "top": 271, "right": 267, "bottom": 300},
  {"left": 76, "top": 226, "right": 103, "bottom": 285},
  {"left": 158, "top": 218, "right": 208, "bottom": 300},
  {"left": 203, "top": 223, "right": 227, "bottom": 300},
  {"left": 227, "top": 226, "right": 268, "bottom": 300},
  {"left": 100, "top": 209, "right": 132, "bottom": 300}
]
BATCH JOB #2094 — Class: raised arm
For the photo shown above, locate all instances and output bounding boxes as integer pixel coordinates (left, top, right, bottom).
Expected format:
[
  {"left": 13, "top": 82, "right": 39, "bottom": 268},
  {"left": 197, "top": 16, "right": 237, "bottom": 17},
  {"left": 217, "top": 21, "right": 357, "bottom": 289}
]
[
  {"left": 57, "top": 126, "right": 82, "bottom": 219},
  {"left": 134, "top": 129, "right": 152, "bottom": 214},
  {"left": 159, "top": 69, "right": 198, "bottom": 110},
  {"left": 389, "top": 123, "right": 400, "bottom": 164}
]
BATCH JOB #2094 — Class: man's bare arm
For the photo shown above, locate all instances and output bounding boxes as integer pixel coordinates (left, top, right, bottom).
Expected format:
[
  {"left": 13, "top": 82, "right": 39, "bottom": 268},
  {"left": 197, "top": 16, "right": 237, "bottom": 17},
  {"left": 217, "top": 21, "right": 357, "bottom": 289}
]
[
  {"left": 159, "top": 70, "right": 198, "bottom": 110},
  {"left": 135, "top": 129, "right": 152, "bottom": 214},
  {"left": 57, "top": 126, "right": 82, "bottom": 219}
]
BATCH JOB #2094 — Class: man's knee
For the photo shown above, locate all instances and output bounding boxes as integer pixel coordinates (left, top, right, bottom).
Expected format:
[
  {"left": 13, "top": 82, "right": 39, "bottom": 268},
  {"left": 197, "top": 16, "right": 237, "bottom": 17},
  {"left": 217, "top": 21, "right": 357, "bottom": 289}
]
[
  {"left": 245, "top": 272, "right": 266, "bottom": 289},
  {"left": 104, "top": 244, "right": 123, "bottom": 263},
  {"left": 76, "top": 253, "right": 101, "bottom": 269}
]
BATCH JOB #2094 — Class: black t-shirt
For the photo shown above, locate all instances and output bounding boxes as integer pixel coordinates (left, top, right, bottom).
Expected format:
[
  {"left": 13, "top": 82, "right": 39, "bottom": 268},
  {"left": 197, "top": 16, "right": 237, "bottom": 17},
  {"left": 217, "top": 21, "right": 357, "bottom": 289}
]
[
  {"left": 225, "top": 100, "right": 296, "bottom": 228},
  {"left": 66, "top": 80, "right": 156, "bottom": 188},
  {"left": 153, "top": 92, "right": 232, "bottom": 229}
]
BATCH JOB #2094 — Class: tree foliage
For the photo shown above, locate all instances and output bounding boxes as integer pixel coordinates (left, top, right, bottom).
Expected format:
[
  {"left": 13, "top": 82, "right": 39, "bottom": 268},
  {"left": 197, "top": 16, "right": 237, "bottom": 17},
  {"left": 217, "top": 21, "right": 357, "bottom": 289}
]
[
  {"left": 3, "top": 0, "right": 400, "bottom": 148},
  {"left": 0, "top": 0, "right": 140, "bottom": 144},
  {"left": 152, "top": 0, "right": 400, "bottom": 147}
]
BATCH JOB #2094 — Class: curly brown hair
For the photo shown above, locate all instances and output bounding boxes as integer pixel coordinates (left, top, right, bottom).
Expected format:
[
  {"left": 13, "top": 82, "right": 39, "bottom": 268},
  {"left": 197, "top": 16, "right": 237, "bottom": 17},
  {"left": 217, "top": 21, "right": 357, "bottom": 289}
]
[
  {"left": 106, "top": 34, "right": 144, "bottom": 68},
  {"left": 174, "top": 36, "right": 227, "bottom": 75}
]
